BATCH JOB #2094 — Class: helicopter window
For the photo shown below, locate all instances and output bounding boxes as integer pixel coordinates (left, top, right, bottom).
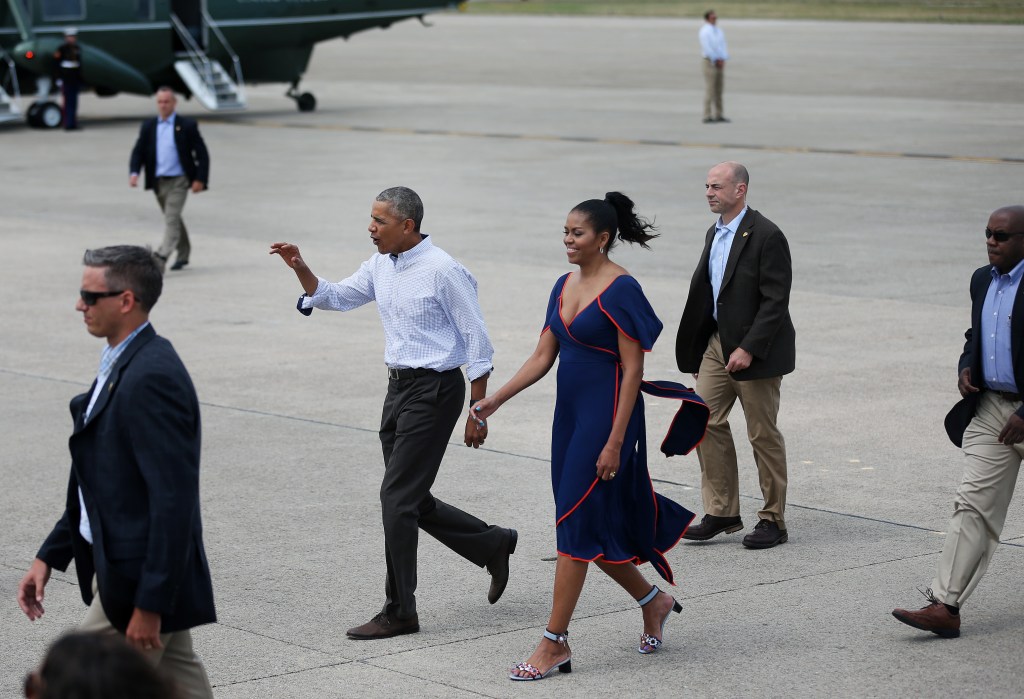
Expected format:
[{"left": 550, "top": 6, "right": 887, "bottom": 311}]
[
  {"left": 136, "top": 0, "right": 154, "bottom": 21},
  {"left": 40, "top": 0, "right": 84, "bottom": 21}
]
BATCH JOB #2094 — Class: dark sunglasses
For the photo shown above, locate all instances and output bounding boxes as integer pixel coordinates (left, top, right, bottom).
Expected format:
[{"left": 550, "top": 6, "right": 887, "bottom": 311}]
[
  {"left": 985, "top": 228, "right": 1024, "bottom": 243},
  {"left": 79, "top": 289, "right": 125, "bottom": 306}
]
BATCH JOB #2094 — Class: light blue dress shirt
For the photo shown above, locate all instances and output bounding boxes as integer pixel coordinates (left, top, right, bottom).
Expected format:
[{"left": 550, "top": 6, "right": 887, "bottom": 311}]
[
  {"left": 78, "top": 321, "right": 150, "bottom": 544},
  {"left": 980, "top": 258, "right": 1024, "bottom": 392},
  {"left": 155, "top": 113, "right": 185, "bottom": 178},
  {"left": 708, "top": 206, "right": 747, "bottom": 321},
  {"left": 699, "top": 22, "right": 729, "bottom": 62}
]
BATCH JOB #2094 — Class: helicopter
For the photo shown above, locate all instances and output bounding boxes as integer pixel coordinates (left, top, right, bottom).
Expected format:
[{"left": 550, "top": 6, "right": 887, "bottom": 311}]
[{"left": 0, "top": 0, "right": 461, "bottom": 128}]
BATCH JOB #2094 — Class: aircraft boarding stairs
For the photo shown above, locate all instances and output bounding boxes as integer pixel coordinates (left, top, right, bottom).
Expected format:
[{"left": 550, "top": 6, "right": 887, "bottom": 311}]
[
  {"left": 0, "top": 48, "right": 22, "bottom": 124},
  {"left": 170, "top": 11, "right": 246, "bottom": 112}
]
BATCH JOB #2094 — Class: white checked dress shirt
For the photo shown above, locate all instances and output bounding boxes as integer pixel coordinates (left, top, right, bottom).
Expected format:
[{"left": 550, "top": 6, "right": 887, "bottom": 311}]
[{"left": 301, "top": 235, "right": 494, "bottom": 381}]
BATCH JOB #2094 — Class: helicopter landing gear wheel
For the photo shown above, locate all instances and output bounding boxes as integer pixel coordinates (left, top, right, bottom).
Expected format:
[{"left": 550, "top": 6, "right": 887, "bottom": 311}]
[
  {"left": 286, "top": 84, "right": 317, "bottom": 113},
  {"left": 27, "top": 101, "right": 62, "bottom": 129}
]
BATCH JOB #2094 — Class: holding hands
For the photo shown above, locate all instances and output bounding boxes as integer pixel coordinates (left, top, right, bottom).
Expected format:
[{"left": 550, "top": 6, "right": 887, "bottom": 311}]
[{"left": 465, "top": 397, "right": 500, "bottom": 448}]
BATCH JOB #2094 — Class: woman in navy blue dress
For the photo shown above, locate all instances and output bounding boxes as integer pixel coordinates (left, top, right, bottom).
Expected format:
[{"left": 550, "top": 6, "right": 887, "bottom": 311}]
[{"left": 472, "top": 193, "right": 705, "bottom": 681}]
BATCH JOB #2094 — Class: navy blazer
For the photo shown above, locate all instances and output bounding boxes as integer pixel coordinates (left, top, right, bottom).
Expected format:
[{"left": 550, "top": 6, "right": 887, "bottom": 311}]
[
  {"left": 36, "top": 325, "right": 216, "bottom": 633},
  {"left": 675, "top": 208, "right": 796, "bottom": 381},
  {"left": 944, "top": 265, "right": 1024, "bottom": 447},
  {"left": 129, "top": 113, "right": 210, "bottom": 191}
]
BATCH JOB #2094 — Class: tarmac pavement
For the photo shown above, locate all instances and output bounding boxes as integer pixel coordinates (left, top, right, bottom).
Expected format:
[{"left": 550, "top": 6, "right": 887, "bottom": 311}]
[{"left": 1, "top": 13, "right": 1023, "bottom": 698}]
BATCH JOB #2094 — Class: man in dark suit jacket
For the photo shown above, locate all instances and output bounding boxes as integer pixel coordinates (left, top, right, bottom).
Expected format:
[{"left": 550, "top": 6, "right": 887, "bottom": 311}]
[
  {"left": 17, "top": 245, "right": 216, "bottom": 698},
  {"left": 130, "top": 87, "right": 209, "bottom": 273},
  {"left": 893, "top": 205, "right": 1024, "bottom": 639},
  {"left": 676, "top": 161, "right": 795, "bottom": 549}
]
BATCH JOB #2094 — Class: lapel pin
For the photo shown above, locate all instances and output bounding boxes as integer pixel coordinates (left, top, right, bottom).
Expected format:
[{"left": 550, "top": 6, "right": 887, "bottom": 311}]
[{"left": 742, "top": 231, "right": 749, "bottom": 237}]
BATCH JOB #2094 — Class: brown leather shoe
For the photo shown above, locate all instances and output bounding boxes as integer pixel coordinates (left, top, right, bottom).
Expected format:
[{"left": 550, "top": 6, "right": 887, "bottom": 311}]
[
  {"left": 893, "top": 597, "right": 960, "bottom": 638},
  {"left": 346, "top": 611, "right": 420, "bottom": 640},
  {"left": 742, "top": 519, "right": 788, "bottom": 549},
  {"left": 487, "top": 528, "right": 517, "bottom": 604},
  {"left": 682, "top": 514, "right": 743, "bottom": 541}
]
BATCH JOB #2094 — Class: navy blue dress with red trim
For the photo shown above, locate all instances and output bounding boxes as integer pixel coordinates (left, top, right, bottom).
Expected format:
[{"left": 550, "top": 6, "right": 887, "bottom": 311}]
[{"left": 544, "top": 273, "right": 708, "bottom": 585}]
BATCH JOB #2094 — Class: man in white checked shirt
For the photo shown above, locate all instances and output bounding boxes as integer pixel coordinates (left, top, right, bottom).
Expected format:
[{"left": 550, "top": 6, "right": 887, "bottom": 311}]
[{"left": 270, "top": 187, "right": 517, "bottom": 639}]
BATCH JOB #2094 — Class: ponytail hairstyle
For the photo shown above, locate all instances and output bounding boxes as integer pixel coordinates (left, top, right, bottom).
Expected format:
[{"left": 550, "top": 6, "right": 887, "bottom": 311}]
[{"left": 570, "top": 192, "right": 658, "bottom": 254}]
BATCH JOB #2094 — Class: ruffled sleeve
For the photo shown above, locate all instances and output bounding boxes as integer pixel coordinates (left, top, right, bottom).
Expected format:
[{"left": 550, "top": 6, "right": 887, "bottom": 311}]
[
  {"left": 597, "top": 276, "right": 663, "bottom": 350},
  {"left": 542, "top": 273, "right": 570, "bottom": 335}
]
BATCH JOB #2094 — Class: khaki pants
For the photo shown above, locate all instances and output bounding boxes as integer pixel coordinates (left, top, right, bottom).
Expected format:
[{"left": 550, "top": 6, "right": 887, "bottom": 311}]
[
  {"left": 932, "top": 391, "right": 1023, "bottom": 608},
  {"left": 80, "top": 577, "right": 214, "bottom": 699},
  {"left": 154, "top": 175, "right": 191, "bottom": 265},
  {"left": 695, "top": 332, "right": 788, "bottom": 527},
  {"left": 702, "top": 58, "right": 724, "bottom": 120}
]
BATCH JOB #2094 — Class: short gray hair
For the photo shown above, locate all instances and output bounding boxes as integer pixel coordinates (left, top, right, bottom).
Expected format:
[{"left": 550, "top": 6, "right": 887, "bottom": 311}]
[
  {"left": 376, "top": 187, "right": 424, "bottom": 232},
  {"left": 82, "top": 245, "right": 163, "bottom": 312}
]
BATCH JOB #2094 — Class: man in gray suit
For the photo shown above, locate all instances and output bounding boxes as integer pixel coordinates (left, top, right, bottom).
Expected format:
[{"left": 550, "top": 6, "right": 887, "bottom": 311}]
[{"left": 676, "top": 161, "right": 796, "bottom": 549}]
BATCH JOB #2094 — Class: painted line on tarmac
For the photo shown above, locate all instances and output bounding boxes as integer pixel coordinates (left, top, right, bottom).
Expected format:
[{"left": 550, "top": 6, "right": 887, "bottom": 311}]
[
  {"left": 203, "top": 397, "right": 1024, "bottom": 549},
  {"left": 651, "top": 476, "right": 1024, "bottom": 548},
  {"left": 233, "top": 119, "right": 1024, "bottom": 165},
  {"left": 7, "top": 369, "right": 1021, "bottom": 549}
]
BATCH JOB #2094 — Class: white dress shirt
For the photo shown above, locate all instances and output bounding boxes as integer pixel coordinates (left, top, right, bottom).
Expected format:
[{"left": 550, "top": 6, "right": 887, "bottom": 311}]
[
  {"left": 302, "top": 235, "right": 494, "bottom": 381},
  {"left": 699, "top": 22, "right": 729, "bottom": 62}
]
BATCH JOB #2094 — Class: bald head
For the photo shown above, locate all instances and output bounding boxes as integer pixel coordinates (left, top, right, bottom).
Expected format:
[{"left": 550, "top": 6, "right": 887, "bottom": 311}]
[
  {"left": 993, "top": 205, "right": 1024, "bottom": 228},
  {"left": 705, "top": 161, "right": 749, "bottom": 220},
  {"left": 986, "top": 205, "right": 1024, "bottom": 274}
]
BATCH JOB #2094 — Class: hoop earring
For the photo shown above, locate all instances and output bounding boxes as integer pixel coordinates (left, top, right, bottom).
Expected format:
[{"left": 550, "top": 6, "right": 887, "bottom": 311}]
[{"left": 599, "top": 247, "right": 605, "bottom": 254}]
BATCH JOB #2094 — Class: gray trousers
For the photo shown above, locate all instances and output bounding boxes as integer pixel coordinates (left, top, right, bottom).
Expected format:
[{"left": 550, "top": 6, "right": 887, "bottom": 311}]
[
  {"left": 80, "top": 577, "right": 214, "bottom": 699},
  {"left": 154, "top": 175, "right": 191, "bottom": 264},
  {"left": 379, "top": 368, "right": 504, "bottom": 619}
]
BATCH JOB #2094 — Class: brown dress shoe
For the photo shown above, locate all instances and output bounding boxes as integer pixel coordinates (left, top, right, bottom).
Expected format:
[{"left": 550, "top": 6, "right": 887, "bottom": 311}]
[
  {"left": 346, "top": 611, "right": 420, "bottom": 640},
  {"left": 742, "top": 519, "right": 788, "bottom": 549},
  {"left": 892, "top": 598, "right": 960, "bottom": 638},
  {"left": 487, "top": 528, "right": 517, "bottom": 604},
  {"left": 682, "top": 514, "right": 743, "bottom": 541}
]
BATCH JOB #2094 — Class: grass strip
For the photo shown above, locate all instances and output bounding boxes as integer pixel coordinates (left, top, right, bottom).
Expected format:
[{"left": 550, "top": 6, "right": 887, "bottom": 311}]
[{"left": 463, "top": 1, "right": 1024, "bottom": 24}]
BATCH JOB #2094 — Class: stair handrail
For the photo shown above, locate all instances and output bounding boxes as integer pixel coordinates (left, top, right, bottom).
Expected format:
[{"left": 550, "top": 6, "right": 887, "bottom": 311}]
[
  {"left": 5, "top": 0, "right": 34, "bottom": 41},
  {"left": 169, "top": 12, "right": 216, "bottom": 96},
  {"left": 0, "top": 46, "right": 22, "bottom": 110},
  {"left": 201, "top": 8, "right": 245, "bottom": 102}
]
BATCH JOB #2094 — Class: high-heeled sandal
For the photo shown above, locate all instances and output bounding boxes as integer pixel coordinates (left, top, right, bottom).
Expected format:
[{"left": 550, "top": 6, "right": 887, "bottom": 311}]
[
  {"left": 509, "top": 629, "right": 572, "bottom": 681},
  {"left": 637, "top": 585, "right": 682, "bottom": 654}
]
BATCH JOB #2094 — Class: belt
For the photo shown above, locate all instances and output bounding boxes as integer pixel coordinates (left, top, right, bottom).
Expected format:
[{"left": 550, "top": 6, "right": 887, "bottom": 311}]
[
  {"left": 387, "top": 367, "right": 456, "bottom": 381},
  {"left": 995, "top": 390, "right": 1022, "bottom": 402}
]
